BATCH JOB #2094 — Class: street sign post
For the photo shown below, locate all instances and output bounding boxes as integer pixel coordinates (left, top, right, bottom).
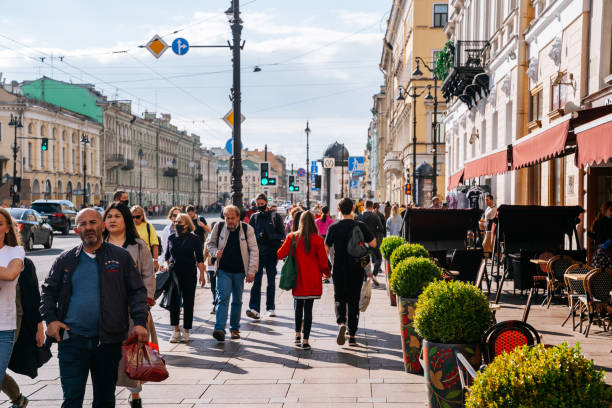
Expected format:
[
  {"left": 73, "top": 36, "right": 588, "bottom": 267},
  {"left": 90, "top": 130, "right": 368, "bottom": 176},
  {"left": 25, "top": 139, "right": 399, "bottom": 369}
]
[
  {"left": 297, "top": 168, "right": 306, "bottom": 178},
  {"left": 323, "top": 157, "right": 335, "bottom": 169},
  {"left": 171, "top": 38, "right": 190, "bottom": 55},
  {"left": 223, "top": 109, "right": 246, "bottom": 128},
  {"left": 145, "top": 34, "right": 169, "bottom": 59},
  {"left": 348, "top": 156, "right": 365, "bottom": 174}
]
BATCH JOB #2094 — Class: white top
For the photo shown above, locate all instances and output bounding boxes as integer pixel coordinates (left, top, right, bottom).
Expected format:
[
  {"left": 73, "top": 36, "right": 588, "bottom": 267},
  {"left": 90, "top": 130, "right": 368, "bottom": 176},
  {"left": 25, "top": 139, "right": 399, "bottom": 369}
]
[
  {"left": 484, "top": 205, "right": 497, "bottom": 221},
  {"left": 158, "top": 224, "right": 175, "bottom": 264},
  {"left": 0, "top": 245, "right": 25, "bottom": 331}
]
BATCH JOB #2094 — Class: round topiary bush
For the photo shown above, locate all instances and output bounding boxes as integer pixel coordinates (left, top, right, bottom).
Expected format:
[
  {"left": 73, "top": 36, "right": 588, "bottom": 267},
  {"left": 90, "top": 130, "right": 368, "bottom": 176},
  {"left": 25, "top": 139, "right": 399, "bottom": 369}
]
[
  {"left": 380, "top": 236, "right": 406, "bottom": 260},
  {"left": 390, "top": 243, "right": 429, "bottom": 268},
  {"left": 390, "top": 257, "right": 442, "bottom": 299},
  {"left": 414, "top": 280, "right": 492, "bottom": 344},
  {"left": 466, "top": 343, "right": 612, "bottom": 407}
]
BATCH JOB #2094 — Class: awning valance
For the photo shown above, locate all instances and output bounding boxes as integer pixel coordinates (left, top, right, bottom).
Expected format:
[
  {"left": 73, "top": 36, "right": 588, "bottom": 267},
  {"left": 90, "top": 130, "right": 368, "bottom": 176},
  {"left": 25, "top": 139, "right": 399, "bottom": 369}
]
[
  {"left": 512, "top": 117, "right": 571, "bottom": 169},
  {"left": 463, "top": 148, "right": 510, "bottom": 180},
  {"left": 447, "top": 169, "right": 464, "bottom": 191},
  {"left": 574, "top": 113, "right": 612, "bottom": 167}
]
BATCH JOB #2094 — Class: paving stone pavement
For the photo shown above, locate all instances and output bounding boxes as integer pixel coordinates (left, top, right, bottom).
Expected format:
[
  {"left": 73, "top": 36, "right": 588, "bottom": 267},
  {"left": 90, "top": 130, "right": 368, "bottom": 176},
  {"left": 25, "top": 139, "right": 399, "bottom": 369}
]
[{"left": 2, "top": 270, "right": 610, "bottom": 407}]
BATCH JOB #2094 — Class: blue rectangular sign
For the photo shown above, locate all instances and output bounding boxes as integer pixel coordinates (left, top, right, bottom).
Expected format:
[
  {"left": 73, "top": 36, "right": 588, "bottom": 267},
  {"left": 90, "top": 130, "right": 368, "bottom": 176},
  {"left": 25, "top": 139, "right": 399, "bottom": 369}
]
[{"left": 348, "top": 156, "right": 365, "bottom": 174}]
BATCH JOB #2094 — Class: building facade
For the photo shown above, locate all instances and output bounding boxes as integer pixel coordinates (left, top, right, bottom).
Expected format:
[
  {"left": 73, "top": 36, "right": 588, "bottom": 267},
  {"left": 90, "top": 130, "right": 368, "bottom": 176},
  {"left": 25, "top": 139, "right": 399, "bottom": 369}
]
[{"left": 374, "top": 0, "right": 448, "bottom": 206}]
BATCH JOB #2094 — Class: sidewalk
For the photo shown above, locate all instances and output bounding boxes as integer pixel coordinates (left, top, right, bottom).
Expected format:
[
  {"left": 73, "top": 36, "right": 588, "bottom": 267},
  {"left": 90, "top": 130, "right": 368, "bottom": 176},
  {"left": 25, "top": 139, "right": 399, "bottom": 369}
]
[{"left": 1, "top": 275, "right": 426, "bottom": 407}]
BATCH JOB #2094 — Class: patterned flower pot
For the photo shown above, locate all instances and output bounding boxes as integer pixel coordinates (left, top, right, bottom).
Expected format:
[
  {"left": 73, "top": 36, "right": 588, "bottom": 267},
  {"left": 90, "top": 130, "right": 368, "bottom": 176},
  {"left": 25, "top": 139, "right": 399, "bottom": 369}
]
[
  {"left": 420, "top": 339, "right": 482, "bottom": 408},
  {"left": 397, "top": 297, "right": 422, "bottom": 374},
  {"left": 384, "top": 259, "right": 397, "bottom": 306}
]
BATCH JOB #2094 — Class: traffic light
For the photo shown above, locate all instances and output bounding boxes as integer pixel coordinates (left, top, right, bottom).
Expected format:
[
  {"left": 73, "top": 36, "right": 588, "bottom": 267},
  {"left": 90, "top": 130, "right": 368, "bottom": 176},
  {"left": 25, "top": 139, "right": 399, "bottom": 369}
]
[
  {"left": 288, "top": 175, "right": 295, "bottom": 191},
  {"left": 405, "top": 183, "right": 412, "bottom": 195},
  {"left": 268, "top": 178, "right": 276, "bottom": 185},
  {"left": 260, "top": 162, "right": 269, "bottom": 185},
  {"left": 41, "top": 138, "right": 48, "bottom": 151},
  {"left": 314, "top": 175, "right": 322, "bottom": 189}
]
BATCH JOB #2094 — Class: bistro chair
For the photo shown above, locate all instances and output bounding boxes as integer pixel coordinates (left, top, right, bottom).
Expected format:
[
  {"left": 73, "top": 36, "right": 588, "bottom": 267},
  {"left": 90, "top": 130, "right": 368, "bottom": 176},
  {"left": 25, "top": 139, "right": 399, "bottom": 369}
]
[
  {"left": 582, "top": 268, "right": 612, "bottom": 337},
  {"left": 544, "top": 255, "right": 576, "bottom": 308},
  {"left": 562, "top": 263, "right": 592, "bottom": 331}
]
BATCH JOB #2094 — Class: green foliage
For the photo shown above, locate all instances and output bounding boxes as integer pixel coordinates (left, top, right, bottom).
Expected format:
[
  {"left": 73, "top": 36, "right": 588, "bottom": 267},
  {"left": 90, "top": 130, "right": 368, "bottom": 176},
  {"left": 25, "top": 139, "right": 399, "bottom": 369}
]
[
  {"left": 390, "top": 243, "right": 429, "bottom": 268},
  {"left": 466, "top": 343, "right": 612, "bottom": 408},
  {"left": 414, "top": 280, "right": 492, "bottom": 344},
  {"left": 380, "top": 236, "right": 406, "bottom": 260},
  {"left": 390, "top": 257, "right": 442, "bottom": 299},
  {"left": 434, "top": 41, "right": 455, "bottom": 81}
]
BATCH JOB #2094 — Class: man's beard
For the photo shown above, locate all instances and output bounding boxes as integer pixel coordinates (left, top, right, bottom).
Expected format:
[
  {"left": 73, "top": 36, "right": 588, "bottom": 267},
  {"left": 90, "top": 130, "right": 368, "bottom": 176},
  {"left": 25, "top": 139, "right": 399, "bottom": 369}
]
[{"left": 81, "top": 230, "right": 101, "bottom": 247}]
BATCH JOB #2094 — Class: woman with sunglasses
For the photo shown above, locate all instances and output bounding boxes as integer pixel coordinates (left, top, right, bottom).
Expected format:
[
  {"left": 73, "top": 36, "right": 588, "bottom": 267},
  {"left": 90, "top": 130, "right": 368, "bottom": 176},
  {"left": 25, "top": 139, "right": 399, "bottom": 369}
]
[
  {"left": 130, "top": 205, "right": 160, "bottom": 272},
  {"left": 159, "top": 207, "right": 181, "bottom": 265},
  {"left": 164, "top": 213, "right": 206, "bottom": 343},
  {"left": 103, "top": 203, "right": 157, "bottom": 408}
]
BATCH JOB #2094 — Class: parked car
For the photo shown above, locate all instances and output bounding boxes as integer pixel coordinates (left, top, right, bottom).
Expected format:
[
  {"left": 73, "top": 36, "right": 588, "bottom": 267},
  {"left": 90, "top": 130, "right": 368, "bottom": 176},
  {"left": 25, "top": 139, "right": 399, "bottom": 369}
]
[
  {"left": 30, "top": 199, "right": 77, "bottom": 234},
  {"left": 93, "top": 206, "right": 105, "bottom": 216},
  {"left": 8, "top": 208, "right": 54, "bottom": 251}
]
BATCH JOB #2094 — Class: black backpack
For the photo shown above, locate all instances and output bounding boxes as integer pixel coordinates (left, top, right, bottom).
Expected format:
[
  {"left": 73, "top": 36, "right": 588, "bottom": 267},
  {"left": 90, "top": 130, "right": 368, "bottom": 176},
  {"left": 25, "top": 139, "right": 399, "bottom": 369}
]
[{"left": 347, "top": 222, "right": 368, "bottom": 258}]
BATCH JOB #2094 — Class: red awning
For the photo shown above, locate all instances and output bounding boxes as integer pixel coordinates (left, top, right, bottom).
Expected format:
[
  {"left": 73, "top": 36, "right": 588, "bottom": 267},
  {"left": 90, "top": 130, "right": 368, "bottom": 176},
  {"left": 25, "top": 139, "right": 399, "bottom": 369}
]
[
  {"left": 575, "top": 113, "right": 612, "bottom": 167},
  {"left": 512, "top": 118, "right": 571, "bottom": 169},
  {"left": 463, "top": 148, "right": 510, "bottom": 180},
  {"left": 447, "top": 169, "right": 464, "bottom": 191}
]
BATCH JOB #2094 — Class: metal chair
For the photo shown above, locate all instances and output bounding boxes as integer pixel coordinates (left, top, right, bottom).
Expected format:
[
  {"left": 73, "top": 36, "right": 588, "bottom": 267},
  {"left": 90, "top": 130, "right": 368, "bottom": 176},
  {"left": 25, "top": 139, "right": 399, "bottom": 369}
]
[
  {"left": 544, "top": 255, "right": 576, "bottom": 308},
  {"left": 561, "top": 263, "right": 592, "bottom": 330},
  {"left": 582, "top": 268, "right": 612, "bottom": 337},
  {"left": 482, "top": 320, "right": 541, "bottom": 364}
]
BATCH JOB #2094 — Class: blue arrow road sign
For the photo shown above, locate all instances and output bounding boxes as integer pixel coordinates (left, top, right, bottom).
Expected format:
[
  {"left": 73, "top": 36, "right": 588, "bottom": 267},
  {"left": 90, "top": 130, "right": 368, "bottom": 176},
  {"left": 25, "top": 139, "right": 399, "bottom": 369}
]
[
  {"left": 172, "top": 38, "right": 189, "bottom": 56},
  {"left": 225, "top": 138, "right": 243, "bottom": 155}
]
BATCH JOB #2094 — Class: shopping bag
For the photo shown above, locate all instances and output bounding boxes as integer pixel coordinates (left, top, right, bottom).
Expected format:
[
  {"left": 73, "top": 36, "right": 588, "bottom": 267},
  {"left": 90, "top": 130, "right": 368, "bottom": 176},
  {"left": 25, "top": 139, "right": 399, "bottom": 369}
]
[
  {"left": 122, "top": 334, "right": 169, "bottom": 382},
  {"left": 279, "top": 236, "right": 298, "bottom": 290},
  {"left": 359, "top": 278, "right": 372, "bottom": 312}
]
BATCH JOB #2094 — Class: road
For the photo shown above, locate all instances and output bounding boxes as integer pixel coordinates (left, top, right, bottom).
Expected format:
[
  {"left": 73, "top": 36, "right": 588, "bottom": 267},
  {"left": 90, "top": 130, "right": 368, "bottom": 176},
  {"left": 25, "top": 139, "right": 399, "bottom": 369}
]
[{"left": 26, "top": 214, "right": 222, "bottom": 281}]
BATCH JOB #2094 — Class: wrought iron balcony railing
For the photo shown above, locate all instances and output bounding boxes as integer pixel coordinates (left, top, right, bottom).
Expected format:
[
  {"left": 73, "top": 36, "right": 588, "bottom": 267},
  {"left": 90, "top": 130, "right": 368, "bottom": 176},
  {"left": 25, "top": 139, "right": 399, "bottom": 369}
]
[{"left": 441, "top": 41, "right": 490, "bottom": 109}]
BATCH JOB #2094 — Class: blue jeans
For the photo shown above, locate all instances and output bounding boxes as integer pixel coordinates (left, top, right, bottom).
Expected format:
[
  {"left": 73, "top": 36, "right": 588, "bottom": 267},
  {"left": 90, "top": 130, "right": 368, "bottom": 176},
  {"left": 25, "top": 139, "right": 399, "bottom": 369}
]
[
  {"left": 58, "top": 334, "right": 122, "bottom": 408},
  {"left": 214, "top": 269, "right": 245, "bottom": 332},
  {"left": 208, "top": 270, "right": 217, "bottom": 305},
  {"left": 249, "top": 257, "right": 278, "bottom": 312},
  {"left": 0, "top": 330, "right": 15, "bottom": 386}
]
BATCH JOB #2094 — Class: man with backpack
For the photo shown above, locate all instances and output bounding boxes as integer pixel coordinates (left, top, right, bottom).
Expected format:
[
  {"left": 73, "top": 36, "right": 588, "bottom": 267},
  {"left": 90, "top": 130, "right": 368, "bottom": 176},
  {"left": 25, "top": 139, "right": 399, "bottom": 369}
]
[
  {"left": 357, "top": 200, "right": 384, "bottom": 286},
  {"left": 246, "top": 193, "right": 285, "bottom": 319},
  {"left": 325, "top": 198, "right": 376, "bottom": 346},
  {"left": 187, "top": 205, "right": 211, "bottom": 245}
]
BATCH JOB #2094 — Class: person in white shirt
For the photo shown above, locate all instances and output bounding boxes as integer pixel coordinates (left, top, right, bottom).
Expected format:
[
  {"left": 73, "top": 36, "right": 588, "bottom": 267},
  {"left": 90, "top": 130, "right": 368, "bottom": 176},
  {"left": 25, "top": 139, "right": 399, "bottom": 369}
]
[
  {"left": 480, "top": 194, "right": 497, "bottom": 253},
  {"left": 0, "top": 208, "right": 25, "bottom": 386}
]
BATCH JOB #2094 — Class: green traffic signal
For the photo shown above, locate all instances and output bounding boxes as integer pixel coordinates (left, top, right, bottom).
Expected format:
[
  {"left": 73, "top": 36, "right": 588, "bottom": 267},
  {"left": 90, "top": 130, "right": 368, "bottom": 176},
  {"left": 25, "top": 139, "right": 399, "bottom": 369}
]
[
  {"left": 41, "top": 138, "right": 48, "bottom": 151},
  {"left": 261, "top": 178, "right": 269, "bottom": 186},
  {"left": 288, "top": 186, "right": 294, "bottom": 192}
]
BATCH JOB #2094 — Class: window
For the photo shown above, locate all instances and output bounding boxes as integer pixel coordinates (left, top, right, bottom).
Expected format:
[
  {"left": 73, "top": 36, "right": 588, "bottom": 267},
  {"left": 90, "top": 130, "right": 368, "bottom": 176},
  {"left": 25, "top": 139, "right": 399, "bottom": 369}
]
[
  {"left": 529, "top": 88, "right": 543, "bottom": 122},
  {"left": 549, "top": 157, "right": 565, "bottom": 205},
  {"left": 551, "top": 73, "right": 567, "bottom": 111},
  {"left": 0, "top": 122, "right": 2, "bottom": 141},
  {"left": 433, "top": 4, "right": 448, "bottom": 28},
  {"left": 28, "top": 143, "right": 32, "bottom": 168}
]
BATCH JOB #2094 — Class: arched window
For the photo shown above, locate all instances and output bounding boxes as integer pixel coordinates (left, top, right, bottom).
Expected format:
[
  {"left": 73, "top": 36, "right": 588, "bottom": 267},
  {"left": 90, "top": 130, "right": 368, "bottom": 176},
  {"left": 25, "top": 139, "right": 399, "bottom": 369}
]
[
  {"left": 32, "top": 179, "right": 41, "bottom": 195},
  {"left": 41, "top": 126, "right": 45, "bottom": 137},
  {"left": 57, "top": 180, "right": 63, "bottom": 194},
  {"left": 28, "top": 123, "right": 33, "bottom": 134},
  {"left": 44, "top": 179, "right": 52, "bottom": 199}
]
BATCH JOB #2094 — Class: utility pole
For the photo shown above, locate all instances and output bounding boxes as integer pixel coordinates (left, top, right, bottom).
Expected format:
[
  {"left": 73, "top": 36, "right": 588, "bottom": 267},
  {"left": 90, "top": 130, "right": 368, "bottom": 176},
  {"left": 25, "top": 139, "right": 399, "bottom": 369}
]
[
  {"left": 229, "top": 0, "right": 244, "bottom": 209},
  {"left": 81, "top": 134, "right": 89, "bottom": 207},
  {"left": 305, "top": 122, "right": 311, "bottom": 209},
  {"left": 8, "top": 114, "right": 22, "bottom": 208},
  {"left": 341, "top": 143, "right": 345, "bottom": 198},
  {"left": 291, "top": 163, "right": 294, "bottom": 204},
  {"left": 138, "top": 148, "right": 144, "bottom": 206}
]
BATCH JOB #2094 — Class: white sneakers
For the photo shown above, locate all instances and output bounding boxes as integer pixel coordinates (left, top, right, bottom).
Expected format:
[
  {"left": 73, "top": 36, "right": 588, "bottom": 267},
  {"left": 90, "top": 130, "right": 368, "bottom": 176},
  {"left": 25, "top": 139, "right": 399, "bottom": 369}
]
[
  {"left": 170, "top": 331, "right": 182, "bottom": 343},
  {"left": 181, "top": 332, "right": 190, "bottom": 343},
  {"left": 266, "top": 310, "right": 276, "bottom": 317}
]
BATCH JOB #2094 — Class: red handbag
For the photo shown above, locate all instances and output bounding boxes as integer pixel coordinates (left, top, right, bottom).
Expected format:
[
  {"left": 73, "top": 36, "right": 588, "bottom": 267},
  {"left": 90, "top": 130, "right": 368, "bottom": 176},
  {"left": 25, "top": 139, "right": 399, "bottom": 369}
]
[{"left": 121, "top": 334, "right": 169, "bottom": 382}]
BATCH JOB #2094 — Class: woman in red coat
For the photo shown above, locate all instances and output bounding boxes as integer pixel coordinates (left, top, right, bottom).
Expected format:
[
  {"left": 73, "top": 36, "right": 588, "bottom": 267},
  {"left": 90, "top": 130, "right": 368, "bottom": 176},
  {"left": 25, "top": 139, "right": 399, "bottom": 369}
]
[{"left": 278, "top": 211, "right": 330, "bottom": 349}]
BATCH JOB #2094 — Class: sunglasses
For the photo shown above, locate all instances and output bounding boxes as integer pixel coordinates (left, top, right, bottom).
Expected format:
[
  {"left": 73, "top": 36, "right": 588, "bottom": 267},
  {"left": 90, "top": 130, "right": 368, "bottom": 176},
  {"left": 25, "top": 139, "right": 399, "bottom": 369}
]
[
  {"left": 170, "top": 214, "right": 178, "bottom": 218},
  {"left": 132, "top": 215, "right": 142, "bottom": 220}
]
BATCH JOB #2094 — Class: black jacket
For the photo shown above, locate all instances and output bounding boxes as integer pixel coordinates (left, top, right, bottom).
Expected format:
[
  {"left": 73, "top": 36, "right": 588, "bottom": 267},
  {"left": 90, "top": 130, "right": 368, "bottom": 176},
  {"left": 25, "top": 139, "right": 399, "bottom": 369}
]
[
  {"left": 249, "top": 210, "right": 285, "bottom": 257},
  {"left": 357, "top": 210, "right": 384, "bottom": 242},
  {"left": 40, "top": 242, "right": 148, "bottom": 344}
]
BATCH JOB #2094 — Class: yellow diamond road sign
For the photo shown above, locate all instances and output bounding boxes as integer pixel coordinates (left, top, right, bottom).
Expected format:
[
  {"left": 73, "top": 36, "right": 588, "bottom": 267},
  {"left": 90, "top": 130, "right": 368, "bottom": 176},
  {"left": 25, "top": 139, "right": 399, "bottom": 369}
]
[
  {"left": 223, "top": 109, "right": 246, "bottom": 128},
  {"left": 146, "top": 34, "right": 169, "bottom": 59}
]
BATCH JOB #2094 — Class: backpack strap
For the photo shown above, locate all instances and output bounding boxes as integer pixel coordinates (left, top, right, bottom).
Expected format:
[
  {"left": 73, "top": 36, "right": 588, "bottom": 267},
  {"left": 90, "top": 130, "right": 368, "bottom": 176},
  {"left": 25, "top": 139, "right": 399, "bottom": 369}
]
[
  {"left": 146, "top": 222, "right": 152, "bottom": 249},
  {"left": 242, "top": 222, "right": 248, "bottom": 235},
  {"left": 216, "top": 221, "right": 225, "bottom": 244}
]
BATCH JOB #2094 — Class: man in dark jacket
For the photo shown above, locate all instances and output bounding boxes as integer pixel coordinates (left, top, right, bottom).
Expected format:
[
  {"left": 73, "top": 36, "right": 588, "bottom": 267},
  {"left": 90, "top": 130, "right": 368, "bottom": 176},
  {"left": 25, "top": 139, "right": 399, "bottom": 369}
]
[
  {"left": 40, "top": 208, "right": 148, "bottom": 408},
  {"left": 357, "top": 200, "right": 384, "bottom": 283},
  {"left": 246, "top": 193, "right": 285, "bottom": 319}
]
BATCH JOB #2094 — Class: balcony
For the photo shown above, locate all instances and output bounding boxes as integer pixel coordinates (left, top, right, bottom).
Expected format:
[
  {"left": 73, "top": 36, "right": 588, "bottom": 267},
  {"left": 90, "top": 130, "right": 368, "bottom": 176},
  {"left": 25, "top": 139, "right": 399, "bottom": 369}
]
[
  {"left": 163, "top": 167, "right": 178, "bottom": 178},
  {"left": 441, "top": 41, "right": 490, "bottom": 109},
  {"left": 121, "top": 159, "right": 134, "bottom": 171},
  {"left": 383, "top": 151, "right": 402, "bottom": 175},
  {"left": 106, "top": 153, "right": 124, "bottom": 169}
]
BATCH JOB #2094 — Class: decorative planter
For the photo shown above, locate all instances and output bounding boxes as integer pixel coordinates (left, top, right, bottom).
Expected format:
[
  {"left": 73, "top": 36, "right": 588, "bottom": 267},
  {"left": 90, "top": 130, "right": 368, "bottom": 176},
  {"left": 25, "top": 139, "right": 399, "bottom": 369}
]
[
  {"left": 384, "top": 259, "right": 397, "bottom": 306},
  {"left": 421, "top": 339, "right": 482, "bottom": 408},
  {"left": 397, "top": 297, "right": 422, "bottom": 374}
]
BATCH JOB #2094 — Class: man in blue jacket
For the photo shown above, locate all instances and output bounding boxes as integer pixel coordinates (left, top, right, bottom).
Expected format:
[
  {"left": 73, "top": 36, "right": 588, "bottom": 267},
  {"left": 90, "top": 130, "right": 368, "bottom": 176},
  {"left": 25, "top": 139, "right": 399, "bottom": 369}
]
[
  {"left": 246, "top": 193, "right": 285, "bottom": 319},
  {"left": 40, "top": 208, "right": 148, "bottom": 408}
]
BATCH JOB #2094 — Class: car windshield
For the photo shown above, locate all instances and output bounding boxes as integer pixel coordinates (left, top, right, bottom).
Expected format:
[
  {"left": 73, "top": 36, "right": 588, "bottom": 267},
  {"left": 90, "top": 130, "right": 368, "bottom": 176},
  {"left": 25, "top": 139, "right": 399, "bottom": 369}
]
[
  {"left": 31, "top": 203, "right": 60, "bottom": 213},
  {"left": 8, "top": 208, "right": 27, "bottom": 220}
]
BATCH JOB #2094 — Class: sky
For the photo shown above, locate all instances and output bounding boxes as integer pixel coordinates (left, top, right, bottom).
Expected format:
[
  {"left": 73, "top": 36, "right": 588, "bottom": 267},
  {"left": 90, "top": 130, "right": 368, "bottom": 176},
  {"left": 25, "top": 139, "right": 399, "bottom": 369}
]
[{"left": 1, "top": 0, "right": 390, "bottom": 169}]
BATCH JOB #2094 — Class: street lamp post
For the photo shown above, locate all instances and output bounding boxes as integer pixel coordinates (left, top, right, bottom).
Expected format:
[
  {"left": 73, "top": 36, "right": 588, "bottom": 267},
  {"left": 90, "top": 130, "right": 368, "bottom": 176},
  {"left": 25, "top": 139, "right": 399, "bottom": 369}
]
[
  {"left": 305, "top": 122, "right": 311, "bottom": 209},
  {"left": 138, "top": 148, "right": 144, "bottom": 206},
  {"left": 8, "top": 114, "right": 22, "bottom": 208},
  {"left": 227, "top": 0, "right": 244, "bottom": 209},
  {"left": 80, "top": 134, "right": 90, "bottom": 207},
  {"left": 197, "top": 164, "right": 202, "bottom": 209},
  {"left": 189, "top": 161, "right": 195, "bottom": 204},
  {"left": 172, "top": 158, "right": 177, "bottom": 206}
]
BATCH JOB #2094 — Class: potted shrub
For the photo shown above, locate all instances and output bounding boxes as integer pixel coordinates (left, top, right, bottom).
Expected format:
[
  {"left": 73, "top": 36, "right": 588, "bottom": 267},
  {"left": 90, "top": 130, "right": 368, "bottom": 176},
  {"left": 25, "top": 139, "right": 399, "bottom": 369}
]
[
  {"left": 414, "top": 280, "right": 493, "bottom": 407},
  {"left": 380, "top": 236, "right": 406, "bottom": 305},
  {"left": 390, "top": 243, "right": 430, "bottom": 269},
  {"left": 466, "top": 343, "right": 611, "bottom": 407},
  {"left": 390, "top": 257, "right": 441, "bottom": 374}
]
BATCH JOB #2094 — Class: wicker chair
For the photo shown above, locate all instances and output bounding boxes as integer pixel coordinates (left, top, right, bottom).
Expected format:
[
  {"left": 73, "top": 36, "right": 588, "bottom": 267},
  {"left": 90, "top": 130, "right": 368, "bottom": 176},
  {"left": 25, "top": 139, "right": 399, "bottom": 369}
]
[
  {"left": 544, "top": 255, "right": 576, "bottom": 308},
  {"left": 562, "top": 263, "right": 592, "bottom": 330},
  {"left": 582, "top": 268, "right": 612, "bottom": 337}
]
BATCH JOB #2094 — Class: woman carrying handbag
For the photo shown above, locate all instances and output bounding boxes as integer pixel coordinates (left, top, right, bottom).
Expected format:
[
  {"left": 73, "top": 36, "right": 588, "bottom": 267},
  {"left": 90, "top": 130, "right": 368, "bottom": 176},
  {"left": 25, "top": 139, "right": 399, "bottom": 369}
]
[{"left": 277, "top": 211, "right": 330, "bottom": 350}]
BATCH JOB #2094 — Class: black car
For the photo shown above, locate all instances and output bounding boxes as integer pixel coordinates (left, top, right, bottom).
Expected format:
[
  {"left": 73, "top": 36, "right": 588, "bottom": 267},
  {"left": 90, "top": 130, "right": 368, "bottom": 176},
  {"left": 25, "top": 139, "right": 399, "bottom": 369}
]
[
  {"left": 8, "top": 208, "right": 54, "bottom": 251},
  {"left": 30, "top": 200, "right": 77, "bottom": 234}
]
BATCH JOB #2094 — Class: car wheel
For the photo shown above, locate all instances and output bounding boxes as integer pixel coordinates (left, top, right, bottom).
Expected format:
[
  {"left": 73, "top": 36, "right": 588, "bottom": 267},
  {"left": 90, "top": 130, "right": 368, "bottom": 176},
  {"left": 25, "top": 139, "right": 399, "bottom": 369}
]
[
  {"left": 62, "top": 221, "right": 70, "bottom": 235},
  {"left": 44, "top": 232, "right": 53, "bottom": 249},
  {"left": 26, "top": 235, "right": 34, "bottom": 251}
]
